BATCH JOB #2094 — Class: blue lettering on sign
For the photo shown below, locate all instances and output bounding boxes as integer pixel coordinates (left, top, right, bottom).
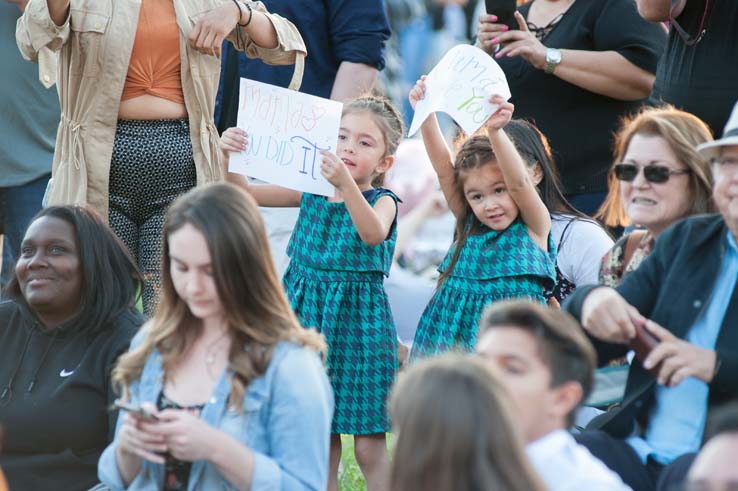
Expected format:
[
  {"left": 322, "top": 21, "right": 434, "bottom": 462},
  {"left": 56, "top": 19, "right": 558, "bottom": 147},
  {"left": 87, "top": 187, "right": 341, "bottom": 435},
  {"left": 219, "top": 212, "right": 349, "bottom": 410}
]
[{"left": 291, "top": 136, "right": 331, "bottom": 180}]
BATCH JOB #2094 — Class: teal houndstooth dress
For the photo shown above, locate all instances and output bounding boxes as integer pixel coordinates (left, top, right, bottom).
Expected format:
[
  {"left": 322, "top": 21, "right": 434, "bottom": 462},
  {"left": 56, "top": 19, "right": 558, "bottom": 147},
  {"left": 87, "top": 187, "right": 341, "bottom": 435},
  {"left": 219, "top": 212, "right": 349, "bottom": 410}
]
[
  {"left": 411, "top": 217, "right": 556, "bottom": 360},
  {"left": 284, "top": 188, "right": 399, "bottom": 434}
]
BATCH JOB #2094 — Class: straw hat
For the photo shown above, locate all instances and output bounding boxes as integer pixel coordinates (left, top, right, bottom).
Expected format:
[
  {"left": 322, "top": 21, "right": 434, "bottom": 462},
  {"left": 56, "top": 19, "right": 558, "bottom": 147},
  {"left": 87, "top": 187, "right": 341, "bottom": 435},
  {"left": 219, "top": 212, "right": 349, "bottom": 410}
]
[{"left": 697, "top": 101, "right": 738, "bottom": 159}]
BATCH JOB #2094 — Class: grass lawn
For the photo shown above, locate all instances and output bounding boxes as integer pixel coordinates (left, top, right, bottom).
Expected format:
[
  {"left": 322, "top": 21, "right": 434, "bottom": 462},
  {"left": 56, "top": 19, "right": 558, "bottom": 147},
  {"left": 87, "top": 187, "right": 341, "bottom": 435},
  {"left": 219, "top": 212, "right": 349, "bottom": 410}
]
[
  {"left": 339, "top": 434, "right": 365, "bottom": 491},
  {"left": 338, "top": 434, "right": 395, "bottom": 491}
]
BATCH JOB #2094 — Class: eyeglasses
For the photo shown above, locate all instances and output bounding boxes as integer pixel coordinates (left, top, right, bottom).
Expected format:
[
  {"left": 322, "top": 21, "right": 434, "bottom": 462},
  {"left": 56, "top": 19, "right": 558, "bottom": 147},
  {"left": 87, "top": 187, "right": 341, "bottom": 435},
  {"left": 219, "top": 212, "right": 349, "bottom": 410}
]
[
  {"left": 710, "top": 157, "right": 738, "bottom": 167},
  {"left": 614, "top": 163, "right": 691, "bottom": 183},
  {"left": 670, "top": 0, "right": 711, "bottom": 46}
]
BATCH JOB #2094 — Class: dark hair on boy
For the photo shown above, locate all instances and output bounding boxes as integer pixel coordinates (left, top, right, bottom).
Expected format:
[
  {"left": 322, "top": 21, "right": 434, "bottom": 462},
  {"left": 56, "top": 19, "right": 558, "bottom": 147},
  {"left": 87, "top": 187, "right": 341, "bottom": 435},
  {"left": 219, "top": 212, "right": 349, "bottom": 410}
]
[{"left": 478, "top": 300, "right": 597, "bottom": 425}]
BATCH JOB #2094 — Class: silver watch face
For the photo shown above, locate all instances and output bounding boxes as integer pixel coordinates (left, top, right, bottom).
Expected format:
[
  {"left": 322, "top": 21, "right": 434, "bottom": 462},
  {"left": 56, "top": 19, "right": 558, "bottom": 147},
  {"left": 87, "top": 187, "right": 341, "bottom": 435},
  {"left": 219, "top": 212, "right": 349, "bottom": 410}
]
[{"left": 546, "top": 48, "right": 562, "bottom": 64}]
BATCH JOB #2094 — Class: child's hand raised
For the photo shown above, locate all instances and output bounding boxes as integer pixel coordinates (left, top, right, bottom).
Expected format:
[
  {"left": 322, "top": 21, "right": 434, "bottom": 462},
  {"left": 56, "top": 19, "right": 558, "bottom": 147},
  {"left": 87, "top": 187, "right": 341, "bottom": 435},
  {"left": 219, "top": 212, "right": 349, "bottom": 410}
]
[
  {"left": 485, "top": 95, "right": 514, "bottom": 132},
  {"left": 408, "top": 75, "right": 428, "bottom": 110},
  {"left": 320, "top": 150, "right": 354, "bottom": 190},
  {"left": 220, "top": 127, "right": 248, "bottom": 156}
]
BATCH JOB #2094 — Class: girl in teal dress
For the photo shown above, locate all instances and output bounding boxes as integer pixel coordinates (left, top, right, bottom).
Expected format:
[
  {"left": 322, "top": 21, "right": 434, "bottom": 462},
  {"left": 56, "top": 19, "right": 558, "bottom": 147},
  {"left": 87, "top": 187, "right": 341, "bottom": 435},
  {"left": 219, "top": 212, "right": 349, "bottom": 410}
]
[
  {"left": 408, "top": 77, "right": 556, "bottom": 360},
  {"left": 220, "top": 96, "right": 404, "bottom": 491}
]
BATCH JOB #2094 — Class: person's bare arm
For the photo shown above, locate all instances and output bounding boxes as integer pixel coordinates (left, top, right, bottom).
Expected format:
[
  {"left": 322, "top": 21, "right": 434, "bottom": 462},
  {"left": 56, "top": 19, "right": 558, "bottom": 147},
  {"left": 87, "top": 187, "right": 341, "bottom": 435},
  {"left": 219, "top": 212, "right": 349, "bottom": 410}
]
[
  {"left": 190, "top": 1, "right": 279, "bottom": 58},
  {"left": 330, "top": 61, "right": 379, "bottom": 101},
  {"left": 320, "top": 151, "right": 396, "bottom": 246},
  {"left": 546, "top": 50, "right": 655, "bottom": 101},
  {"left": 485, "top": 97, "right": 550, "bottom": 250},
  {"left": 636, "top": 0, "right": 686, "bottom": 21},
  {"left": 220, "top": 127, "right": 302, "bottom": 207},
  {"left": 494, "top": 12, "right": 656, "bottom": 101},
  {"left": 409, "top": 77, "right": 465, "bottom": 218},
  {"left": 236, "top": 1, "right": 278, "bottom": 49},
  {"left": 46, "top": 0, "right": 69, "bottom": 26},
  {"left": 342, "top": 188, "right": 397, "bottom": 246},
  {"left": 242, "top": 184, "right": 303, "bottom": 207}
]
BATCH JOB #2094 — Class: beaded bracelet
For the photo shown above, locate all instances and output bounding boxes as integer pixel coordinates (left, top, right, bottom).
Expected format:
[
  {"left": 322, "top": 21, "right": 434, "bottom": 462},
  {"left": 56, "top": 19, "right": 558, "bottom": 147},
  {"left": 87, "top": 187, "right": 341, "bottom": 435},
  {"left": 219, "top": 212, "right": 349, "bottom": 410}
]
[
  {"left": 242, "top": 3, "right": 253, "bottom": 27},
  {"left": 231, "top": 0, "right": 244, "bottom": 24},
  {"left": 233, "top": 0, "right": 254, "bottom": 27},
  {"left": 231, "top": 0, "right": 254, "bottom": 28}
]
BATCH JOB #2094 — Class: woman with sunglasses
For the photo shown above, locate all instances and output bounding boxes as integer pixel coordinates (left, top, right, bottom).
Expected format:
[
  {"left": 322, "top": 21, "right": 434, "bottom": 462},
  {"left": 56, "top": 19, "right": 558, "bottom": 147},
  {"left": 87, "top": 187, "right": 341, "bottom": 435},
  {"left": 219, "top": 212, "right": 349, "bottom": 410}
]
[{"left": 597, "top": 106, "right": 715, "bottom": 287}]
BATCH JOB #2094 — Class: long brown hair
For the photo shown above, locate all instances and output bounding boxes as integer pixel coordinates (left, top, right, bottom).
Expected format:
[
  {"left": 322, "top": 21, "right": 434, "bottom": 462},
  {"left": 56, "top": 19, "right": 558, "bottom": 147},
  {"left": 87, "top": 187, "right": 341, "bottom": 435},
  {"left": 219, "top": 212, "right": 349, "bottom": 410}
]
[
  {"left": 389, "top": 354, "right": 545, "bottom": 491},
  {"left": 112, "top": 183, "right": 325, "bottom": 410},
  {"left": 597, "top": 105, "right": 715, "bottom": 227},
  {"left": 438, "top": 135, "right": 497, "bottom": 285},
  {"left": 504, "top": 119, "right": 589, "bottom": 218}
]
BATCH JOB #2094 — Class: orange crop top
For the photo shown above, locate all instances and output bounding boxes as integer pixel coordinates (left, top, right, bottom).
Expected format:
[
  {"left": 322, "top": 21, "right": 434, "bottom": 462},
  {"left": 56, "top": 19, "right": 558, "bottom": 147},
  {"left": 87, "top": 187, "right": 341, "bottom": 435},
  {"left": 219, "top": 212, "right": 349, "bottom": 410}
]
[{"left": 122, "top": 0, "right": 184, "bottom": 104}]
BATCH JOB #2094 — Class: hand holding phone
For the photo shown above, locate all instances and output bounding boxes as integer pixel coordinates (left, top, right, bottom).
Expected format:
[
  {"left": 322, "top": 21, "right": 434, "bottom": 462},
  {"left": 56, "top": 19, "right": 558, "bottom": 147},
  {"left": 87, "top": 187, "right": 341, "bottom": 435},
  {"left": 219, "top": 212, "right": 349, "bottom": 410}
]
[
  {"left": 485, "top": 0, "right": 518, "bottom": 31},
  {"left": 113, "top": 400, "right": 159, "bottom": 422},
  {"left": 629, "top": 318, "right": 661, "bottom": 375}
]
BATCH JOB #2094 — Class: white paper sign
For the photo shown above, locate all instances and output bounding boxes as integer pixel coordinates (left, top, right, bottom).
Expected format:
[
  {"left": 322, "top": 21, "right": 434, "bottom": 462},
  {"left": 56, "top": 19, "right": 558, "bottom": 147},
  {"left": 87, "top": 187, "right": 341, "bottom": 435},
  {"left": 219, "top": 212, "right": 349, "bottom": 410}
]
[
  {"left": 229, "top": 78, "right": 343, "bottom": 197},
  {"left": 408, "top": 44, "right": 511, "bottom": 137}
]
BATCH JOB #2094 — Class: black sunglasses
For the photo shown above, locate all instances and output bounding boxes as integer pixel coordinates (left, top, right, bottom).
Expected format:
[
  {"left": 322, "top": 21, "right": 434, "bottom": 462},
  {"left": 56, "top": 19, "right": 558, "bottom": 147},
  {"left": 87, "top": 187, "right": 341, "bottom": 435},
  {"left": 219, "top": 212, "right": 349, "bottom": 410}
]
[{"left": 614, "top": 163, "right": 691, "bottom": 183}]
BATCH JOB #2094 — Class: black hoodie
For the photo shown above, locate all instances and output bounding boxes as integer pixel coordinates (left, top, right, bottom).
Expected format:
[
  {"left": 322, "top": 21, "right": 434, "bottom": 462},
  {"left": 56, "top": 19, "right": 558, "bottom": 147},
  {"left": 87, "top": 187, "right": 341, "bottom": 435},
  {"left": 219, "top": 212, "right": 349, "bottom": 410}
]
[{"left": 0, "top": 300, "right": 142, "bottom": 491}]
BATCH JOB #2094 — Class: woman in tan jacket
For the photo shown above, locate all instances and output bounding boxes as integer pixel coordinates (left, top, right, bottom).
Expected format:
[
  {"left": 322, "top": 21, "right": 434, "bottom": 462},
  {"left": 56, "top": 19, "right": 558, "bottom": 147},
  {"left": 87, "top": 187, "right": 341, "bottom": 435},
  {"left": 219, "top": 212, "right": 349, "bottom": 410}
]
[{"left": 17, "top": 0, "right": 306, "bottom": 314}]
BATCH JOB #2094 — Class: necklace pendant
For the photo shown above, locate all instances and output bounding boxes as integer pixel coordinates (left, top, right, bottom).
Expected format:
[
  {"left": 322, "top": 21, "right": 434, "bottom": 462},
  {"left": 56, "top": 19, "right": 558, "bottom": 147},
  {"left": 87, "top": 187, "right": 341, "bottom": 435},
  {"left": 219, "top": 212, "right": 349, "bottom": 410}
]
[{"left": 206, "top": 354, "right": 215, "bottom": 365}]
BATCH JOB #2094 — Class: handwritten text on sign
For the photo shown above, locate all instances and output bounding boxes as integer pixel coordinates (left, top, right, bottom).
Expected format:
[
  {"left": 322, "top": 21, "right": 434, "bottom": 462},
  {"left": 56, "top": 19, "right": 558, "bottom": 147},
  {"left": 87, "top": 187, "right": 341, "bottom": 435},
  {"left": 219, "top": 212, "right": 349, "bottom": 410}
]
[
  {"left": 229, "top": 78, "right": 343, "bottom": 197},
  {"left": 408, "top": 44, "right": 511, "bottom": 137}
]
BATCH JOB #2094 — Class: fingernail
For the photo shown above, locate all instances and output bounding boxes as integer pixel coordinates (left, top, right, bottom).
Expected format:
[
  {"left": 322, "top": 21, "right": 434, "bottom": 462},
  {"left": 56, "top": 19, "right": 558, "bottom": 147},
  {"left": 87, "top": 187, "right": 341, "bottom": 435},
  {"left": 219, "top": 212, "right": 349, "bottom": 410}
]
[
  {"left": 502, "top": 25, "right": 509, "bottom": 31},
  {"left": 491, "top": 15, "right": 497, "bottom": 21},
  {"left": 491, "top": 37, "right": 498, "bottom": 43},
  {"left": 495, "top": 53, "right": 502, "bottom": 59}
]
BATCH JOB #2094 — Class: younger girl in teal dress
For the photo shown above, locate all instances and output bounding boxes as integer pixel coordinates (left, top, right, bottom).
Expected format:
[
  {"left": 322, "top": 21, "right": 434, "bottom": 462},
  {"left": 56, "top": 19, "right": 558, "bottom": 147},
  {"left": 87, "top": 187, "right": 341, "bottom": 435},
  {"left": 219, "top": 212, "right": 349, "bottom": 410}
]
[
  {"left": 408, "top": 77, "right": 556, "bottom": 360},
  {"left": 220, "top": 96, "right": 404, "bottom": 491}
]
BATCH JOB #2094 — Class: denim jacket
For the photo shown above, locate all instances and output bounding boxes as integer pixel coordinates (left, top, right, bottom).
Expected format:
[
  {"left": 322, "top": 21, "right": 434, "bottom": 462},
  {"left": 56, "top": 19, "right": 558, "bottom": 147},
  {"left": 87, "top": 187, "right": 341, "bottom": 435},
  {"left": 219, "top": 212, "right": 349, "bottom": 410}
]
[{"left": 98, "top": 334, "right": 333, "bottom": 491}]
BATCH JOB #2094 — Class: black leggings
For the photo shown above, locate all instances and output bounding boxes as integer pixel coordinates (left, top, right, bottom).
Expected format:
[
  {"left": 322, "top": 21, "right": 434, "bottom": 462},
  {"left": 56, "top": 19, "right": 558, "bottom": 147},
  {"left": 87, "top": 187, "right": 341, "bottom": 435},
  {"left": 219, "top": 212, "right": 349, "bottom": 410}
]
[{"left": 108, "top": 119, "right": 197, "bottom": 316}]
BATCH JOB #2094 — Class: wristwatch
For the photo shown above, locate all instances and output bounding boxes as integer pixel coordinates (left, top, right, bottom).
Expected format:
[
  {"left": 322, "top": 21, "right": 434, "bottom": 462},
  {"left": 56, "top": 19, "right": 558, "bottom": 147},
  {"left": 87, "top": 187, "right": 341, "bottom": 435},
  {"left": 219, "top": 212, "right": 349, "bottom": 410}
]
[{"left": 544, "top": 48, "right": 562, "bottom": 75}]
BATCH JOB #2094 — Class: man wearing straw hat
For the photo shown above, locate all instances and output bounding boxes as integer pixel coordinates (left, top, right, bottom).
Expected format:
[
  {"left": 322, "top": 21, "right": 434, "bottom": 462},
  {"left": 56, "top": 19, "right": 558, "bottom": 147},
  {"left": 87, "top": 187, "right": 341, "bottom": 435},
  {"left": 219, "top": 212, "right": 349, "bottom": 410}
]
[{"left": 563, "top": 101, "right": 738, "bottom": 491}]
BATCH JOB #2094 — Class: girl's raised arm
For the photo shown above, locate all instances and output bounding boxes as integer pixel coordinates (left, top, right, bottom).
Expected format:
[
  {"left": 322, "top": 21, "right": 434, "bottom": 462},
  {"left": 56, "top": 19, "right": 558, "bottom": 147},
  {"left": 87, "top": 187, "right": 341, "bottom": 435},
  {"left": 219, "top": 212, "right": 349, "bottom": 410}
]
[
  {"left": 485, "top": 97, "right": 551, "bottom": 250},
  {"left": 409, "top": 77, "right": 466, "bottom": 218},
  {"left": 220, "top": 127, "right": 302, "bottom": 207}
]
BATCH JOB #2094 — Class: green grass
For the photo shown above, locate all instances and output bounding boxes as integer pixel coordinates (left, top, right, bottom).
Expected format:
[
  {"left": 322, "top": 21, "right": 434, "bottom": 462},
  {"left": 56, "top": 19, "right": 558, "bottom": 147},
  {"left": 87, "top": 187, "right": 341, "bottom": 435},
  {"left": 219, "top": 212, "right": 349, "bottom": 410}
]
[
  {"left": 339, "top": 435, "right": 366, "bottom": 491},
  {"left": 338, "top": 434, "right": 396, "bottom": 491}
]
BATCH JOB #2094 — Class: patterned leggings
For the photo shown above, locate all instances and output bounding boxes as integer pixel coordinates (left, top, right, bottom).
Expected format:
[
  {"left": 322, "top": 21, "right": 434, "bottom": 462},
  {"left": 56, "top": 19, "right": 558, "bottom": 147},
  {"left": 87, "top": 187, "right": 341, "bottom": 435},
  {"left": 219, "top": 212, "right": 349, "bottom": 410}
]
[{"left": 108, "top": 119, "right": 196, "bottom": 316}]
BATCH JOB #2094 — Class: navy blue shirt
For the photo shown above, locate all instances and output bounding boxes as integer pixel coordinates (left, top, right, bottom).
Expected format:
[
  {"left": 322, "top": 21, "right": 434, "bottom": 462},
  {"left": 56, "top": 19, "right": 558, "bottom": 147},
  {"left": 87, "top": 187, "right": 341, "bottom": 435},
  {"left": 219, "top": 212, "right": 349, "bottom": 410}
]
[{"left": 216, "top": 0, "right": 390, "bottom": 128}]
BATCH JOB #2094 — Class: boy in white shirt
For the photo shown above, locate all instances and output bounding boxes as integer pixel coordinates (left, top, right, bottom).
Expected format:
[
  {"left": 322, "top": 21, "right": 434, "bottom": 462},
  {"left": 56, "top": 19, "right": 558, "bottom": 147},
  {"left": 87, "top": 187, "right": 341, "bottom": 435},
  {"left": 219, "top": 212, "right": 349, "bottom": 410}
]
[{"left": 475, "top": 300, "right": 631, "bottom": 491}]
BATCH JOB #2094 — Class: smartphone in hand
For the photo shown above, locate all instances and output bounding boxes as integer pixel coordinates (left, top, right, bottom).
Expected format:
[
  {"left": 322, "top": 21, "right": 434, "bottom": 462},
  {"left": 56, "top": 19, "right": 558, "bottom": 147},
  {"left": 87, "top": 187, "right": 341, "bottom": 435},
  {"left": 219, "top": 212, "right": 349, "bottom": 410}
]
[
  {"left": 629, "top": 318, "right": 661, "bottom": 375},
  {"left": 485, "top": 0, "right": 518, "bottom": 31},
  {"left": 113, "top": 400, "right": 159, "bottom": 422}
]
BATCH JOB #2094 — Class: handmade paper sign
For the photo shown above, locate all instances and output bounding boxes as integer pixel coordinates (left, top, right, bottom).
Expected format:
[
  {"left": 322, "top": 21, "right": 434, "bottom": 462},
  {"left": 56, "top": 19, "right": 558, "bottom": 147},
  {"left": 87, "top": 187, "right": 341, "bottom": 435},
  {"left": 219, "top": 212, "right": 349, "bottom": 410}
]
[
  {"left": 229, "top": 78, "right": 343, "bottom": 197},
  {"left": 408, "top": 44, "right": 511, "bottom": 137}
]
